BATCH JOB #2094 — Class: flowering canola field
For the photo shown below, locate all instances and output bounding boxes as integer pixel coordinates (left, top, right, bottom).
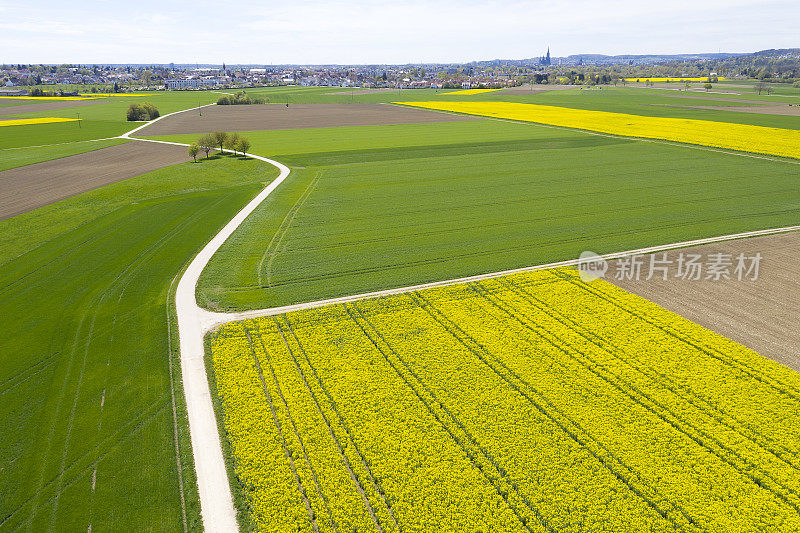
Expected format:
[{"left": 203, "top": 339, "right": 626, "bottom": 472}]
[
  {"left": 211, "top": 268, "right": 800, "bottom": 532},
  {"left": 398, "top": 101, "right": 800, "bottom": 160},
  {"left": 439, "top": 88, "right": 500, "bottom": 95},
  {"left": 0, "top": 95, "right": 106, "bottom": 101},
  {"left": 0, "top": 117, "right": 83, "bottom": 127}
]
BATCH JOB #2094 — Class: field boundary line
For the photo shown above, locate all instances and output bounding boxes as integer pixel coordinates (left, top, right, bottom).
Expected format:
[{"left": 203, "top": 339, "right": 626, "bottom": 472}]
[
  {"left": 0, "top": 137, "right": 123, "bottom": 151},
  {"left": 222, "top": 224, "right": 800, "bottom": 324},
  {"left": 166, "top": 270, "right": 189, "bottom": 533}
]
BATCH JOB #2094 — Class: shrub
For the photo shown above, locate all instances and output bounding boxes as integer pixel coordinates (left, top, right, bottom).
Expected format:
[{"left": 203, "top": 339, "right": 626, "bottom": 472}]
[
  {"left": 142, "top": 101, "right": 159, "bottom": 119},
  {"left": 126, "top": 102, "right": 160, "bottom": 121},
  {"left": 216, "top": 90, "right": 266, "bottom": 105}
]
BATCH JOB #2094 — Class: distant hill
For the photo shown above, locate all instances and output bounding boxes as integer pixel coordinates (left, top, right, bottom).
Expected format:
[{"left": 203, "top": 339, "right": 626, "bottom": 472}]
[
  {"left": 475, "top": 49, "right": 800, "bottom": 68},
  {"left": 473, "top": 52, "right": 747, "bottom": 67},
  {"left": 750, "top": 48, "right": 800, "bottom": 57}
]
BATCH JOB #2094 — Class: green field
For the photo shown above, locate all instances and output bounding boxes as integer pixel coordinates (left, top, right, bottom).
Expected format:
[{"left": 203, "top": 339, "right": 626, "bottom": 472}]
[
  {"left": 0, "top": 155, "right": 277, "bottom": 531},
  {"left": 3, "top": 83, "right": 800, "bottom": 532},
  {"left": 153, "top": 118, "right": 800, "bottom": 311},
  {"left": 4, "top": 84, "right": 798, "bottom": 151},
  {"left": 0, "top": 92, "right": 219, "bottom": 148}
]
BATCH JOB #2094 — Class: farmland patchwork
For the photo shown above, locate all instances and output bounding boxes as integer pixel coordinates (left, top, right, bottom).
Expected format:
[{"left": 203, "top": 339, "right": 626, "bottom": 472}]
[{"left": 399, "top": 101, "right": 800, "bottom": 159}]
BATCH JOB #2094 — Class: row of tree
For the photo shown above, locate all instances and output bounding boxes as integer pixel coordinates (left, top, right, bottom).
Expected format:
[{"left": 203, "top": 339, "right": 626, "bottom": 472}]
[
  {"left": 126, "top": 102, "right": 160, "bottom": 121},
  {"left": 188, "top": 131, "right": 252, "bottom": 161},
  {"left": 217, "top": 90, "right": 267, "bottom": 105}
]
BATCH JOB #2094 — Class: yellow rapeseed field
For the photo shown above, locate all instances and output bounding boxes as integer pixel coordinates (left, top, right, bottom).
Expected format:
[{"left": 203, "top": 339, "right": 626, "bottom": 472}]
[
  {"left": 79, "top": 93, "right": 146, "bottom": 97},
  {"left": 438, "top": 88, "right": 500, "bottom": 95},
  {"left": 0, "top": 95, "right": 105, "bottom": 101},
  {"left": 398, "top": 100, "right": 800, "bottom": 159},
  {"left": 0, "top": 117, "right": 83, "bottom": 127},
  {"left": 211, "top": 268, "right": 800, "bottom": 532}
]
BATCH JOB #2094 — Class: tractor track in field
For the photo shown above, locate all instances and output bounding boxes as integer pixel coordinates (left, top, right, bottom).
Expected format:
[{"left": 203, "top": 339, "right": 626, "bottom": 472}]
[
  {"left": 244, "top": 329, "right": 324, "bottom": 533},
  {"left": 98, "top": 101, "right": 800, "bottom": 531}
]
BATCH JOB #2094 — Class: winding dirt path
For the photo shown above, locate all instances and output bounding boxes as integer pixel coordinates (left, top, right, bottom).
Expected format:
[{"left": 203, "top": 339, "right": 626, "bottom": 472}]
[{"left": 121, "top": 127, "right": 289, "bottom": 532}]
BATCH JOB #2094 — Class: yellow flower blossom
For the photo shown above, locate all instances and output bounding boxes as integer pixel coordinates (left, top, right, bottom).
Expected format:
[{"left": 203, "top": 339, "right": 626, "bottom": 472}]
[
  {"left": 0, "top": 95, "right": 105, "bottom": 101},
  {"left": 211, "top": 268, "right": 800, "bottom": 531}
]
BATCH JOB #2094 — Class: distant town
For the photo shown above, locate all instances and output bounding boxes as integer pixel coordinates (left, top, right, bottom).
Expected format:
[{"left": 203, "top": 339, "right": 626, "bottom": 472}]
[{"left": 2, "top": 48, "right": 798, "bottom": 93}]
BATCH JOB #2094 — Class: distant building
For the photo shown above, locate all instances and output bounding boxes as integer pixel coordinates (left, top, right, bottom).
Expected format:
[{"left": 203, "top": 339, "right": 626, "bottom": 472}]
[
  {"left": 165, "top": 77, "right": 219, "bottom": 90},
  {"left": 540, "top": 47, "right": 551, "bottom": 66}
]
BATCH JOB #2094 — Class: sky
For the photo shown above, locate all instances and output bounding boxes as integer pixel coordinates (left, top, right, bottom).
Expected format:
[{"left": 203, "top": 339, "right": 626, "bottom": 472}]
[{"left": 0, "top": 0, "right": 798, "bottom": 64}]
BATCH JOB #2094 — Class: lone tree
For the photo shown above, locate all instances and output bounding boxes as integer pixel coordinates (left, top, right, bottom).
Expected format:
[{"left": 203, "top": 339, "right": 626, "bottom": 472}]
[
  {"left": 188, "top": 143, "right": 200, "bottom": 162},
  {"left": 213, "top": 131, "right": 229, "bottom": 153},
  {"left": 236, "top": 136, "right": 251, "bottom": 155},
  {"left": 198, "top": 134, "right": 215, "bottom": 158},
  {"left": 224, "top": 132, "right": 241, "bottom": 155},
  {"left": 704, "top": 83, "right": 713, "bottom": 92}
]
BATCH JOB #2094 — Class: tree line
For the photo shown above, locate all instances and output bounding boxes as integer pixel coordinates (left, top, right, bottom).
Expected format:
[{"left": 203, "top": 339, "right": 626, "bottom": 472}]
[
  {"left": 188, "top": 131, "right": 252, "bottom": 161},
  {"left": 217, "top": 90, "right": 267, "bottom": 105}
]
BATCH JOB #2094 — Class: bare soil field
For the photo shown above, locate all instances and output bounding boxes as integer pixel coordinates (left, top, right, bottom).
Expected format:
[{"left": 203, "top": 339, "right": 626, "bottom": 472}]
[
  {"left": 656, "top": 94, "right": 779, "bottom": 105},
  {"left": 0, "top": 141, "right": 187, "bottom": 219},
  {"left": 323, "top": 88, "right": 397, "bottom": 95},
  {"left": 681, "top": 104, "right": 800, "bottom": 117},
  {"left": 0, "top": 99, "right": 106, "bottom": 116},
  {"left": 628, "top": 84, "right": 743, "bottom": 94},
  {"left": 137, "top": 103, "right": 481, "bottom": 136},
  {"left": 658, "top": 103, "right": 800, "bottom": 116},
  {"left": 501, "top": 84, "right": 576, "bottom": 95},
  {"left": 611, "top": 231, "right": 800, "bottom": 372}
]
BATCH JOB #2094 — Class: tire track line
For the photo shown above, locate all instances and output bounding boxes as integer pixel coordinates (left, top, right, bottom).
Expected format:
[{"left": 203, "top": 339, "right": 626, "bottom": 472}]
[
  {"left": 344, "top": 303, "right": 548, "bottom": 533},
  {"left": 469, "top": 282, "right": 800, "bottom": 515},
  {"left": 411, "top": 292, "right": 700, "bottom": 532},
  {"left": 275, "top": 316, "right": 400, "bottom": 532},
  {"left": 242, "top": 330, "right": 322, "bottom": 533},
  {"left": 257, "top": 170, "right": 321, "bottom": 288}
]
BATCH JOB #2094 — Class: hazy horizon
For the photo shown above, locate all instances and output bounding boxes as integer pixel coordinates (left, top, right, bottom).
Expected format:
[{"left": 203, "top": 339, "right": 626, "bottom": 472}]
[{"left": 1, "top": 0, "right": 798, "bottom": 65}]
